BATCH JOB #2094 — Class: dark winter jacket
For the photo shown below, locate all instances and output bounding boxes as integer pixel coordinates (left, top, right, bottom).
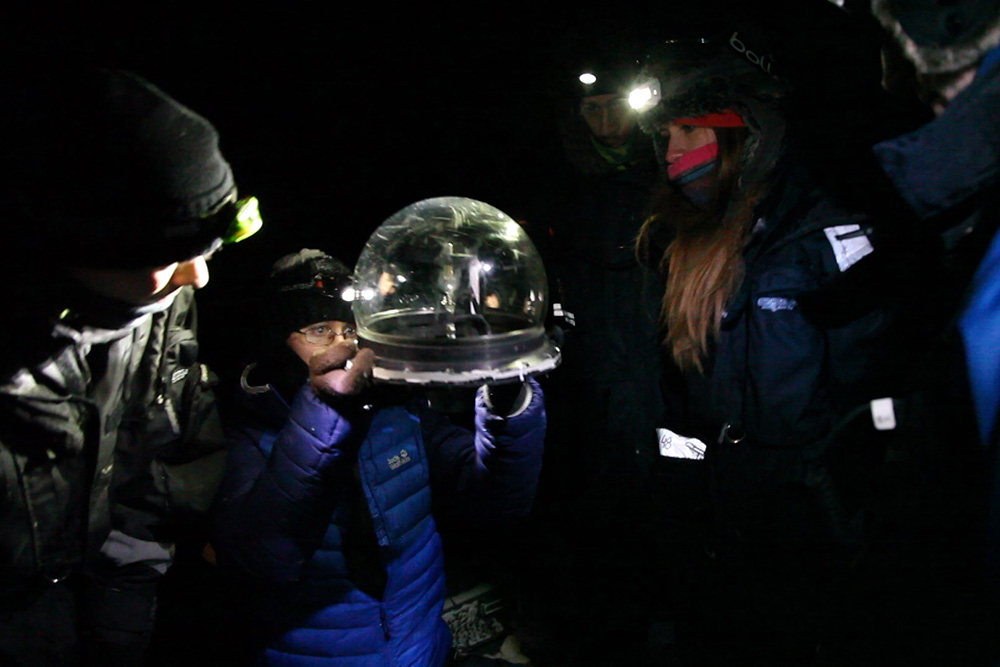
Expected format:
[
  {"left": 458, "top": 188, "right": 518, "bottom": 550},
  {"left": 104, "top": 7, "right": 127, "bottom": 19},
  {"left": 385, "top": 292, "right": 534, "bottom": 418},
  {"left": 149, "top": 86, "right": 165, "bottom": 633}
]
[
  {"left": 0, "top": 285, "right": 226, "bottom": 636},
  {"left": 655, "top": 167, "right": 892, "bottom": 540},
  {"left": 537, "top": 160, "right": 664, "bottom": 499},
  {"left": 212, "top": 376, "right": 545, "bottom": 666},
  {"left": 661, "top": 168, "right": 889, "bottom": 450},
  {"left": 803, "top": 46, "right": 1000, "bottom": 667},
  {"left": 874, "top": 50, "right": 1000, "bottom": 442},
  {"left": 870, "top": 48, "right": 1000, "bottom": 585}
]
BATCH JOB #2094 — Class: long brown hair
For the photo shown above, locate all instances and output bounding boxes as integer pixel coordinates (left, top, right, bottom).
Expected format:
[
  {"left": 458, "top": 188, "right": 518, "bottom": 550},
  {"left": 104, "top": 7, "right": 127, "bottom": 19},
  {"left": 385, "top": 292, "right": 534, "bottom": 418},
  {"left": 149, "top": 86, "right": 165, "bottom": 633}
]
[{"left": 637, "top": 126, "right": 761, "bottom": 374}]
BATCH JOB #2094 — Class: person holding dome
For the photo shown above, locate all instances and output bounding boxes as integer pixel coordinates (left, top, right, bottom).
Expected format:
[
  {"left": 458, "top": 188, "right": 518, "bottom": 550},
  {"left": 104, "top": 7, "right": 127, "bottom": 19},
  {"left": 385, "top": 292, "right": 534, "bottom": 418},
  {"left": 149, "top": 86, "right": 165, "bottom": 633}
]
[{"left": 211, "top": 248, "right": 546, "bottom": 667}]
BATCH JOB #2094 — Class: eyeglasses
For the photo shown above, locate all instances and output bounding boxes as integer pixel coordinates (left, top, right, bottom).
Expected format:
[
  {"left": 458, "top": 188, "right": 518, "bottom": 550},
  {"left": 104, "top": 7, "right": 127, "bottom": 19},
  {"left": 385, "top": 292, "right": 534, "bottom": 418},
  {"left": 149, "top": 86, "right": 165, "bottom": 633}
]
[{"left": 296, "top": 323, "right": 358, "bottom": 347}]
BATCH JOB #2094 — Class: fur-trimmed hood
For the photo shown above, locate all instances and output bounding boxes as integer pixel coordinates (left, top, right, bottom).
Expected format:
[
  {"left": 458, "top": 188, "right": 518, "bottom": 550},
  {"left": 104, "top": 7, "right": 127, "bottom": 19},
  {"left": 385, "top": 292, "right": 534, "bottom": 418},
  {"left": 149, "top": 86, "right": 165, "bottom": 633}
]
[{"left": 872, "top": 0, "right": 1000, "bottom": 74}]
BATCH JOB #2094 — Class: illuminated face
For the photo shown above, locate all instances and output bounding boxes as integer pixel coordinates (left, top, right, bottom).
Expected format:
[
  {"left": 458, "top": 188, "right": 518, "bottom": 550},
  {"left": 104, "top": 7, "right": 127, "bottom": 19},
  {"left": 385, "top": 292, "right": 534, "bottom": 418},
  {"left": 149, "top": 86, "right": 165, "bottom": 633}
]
[
  {"left": 70, "top": 255, "right": 211, "bottom": 305},
  {"left": 662, "top": 123, "right": 718, "bottom": 166},
  {"left": 286, "top": 320, "right": 358, "bottom": 364},
  {"left": 579, "top": 94, "right": 636, "bottom": 148}
]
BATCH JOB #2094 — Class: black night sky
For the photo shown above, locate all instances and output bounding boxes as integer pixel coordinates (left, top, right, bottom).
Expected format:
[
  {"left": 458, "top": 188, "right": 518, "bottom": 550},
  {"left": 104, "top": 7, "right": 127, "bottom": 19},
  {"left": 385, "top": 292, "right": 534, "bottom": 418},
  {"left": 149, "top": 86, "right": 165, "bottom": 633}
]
[{"left": 5, "top": 0, "right": 893, "bottom": 379}]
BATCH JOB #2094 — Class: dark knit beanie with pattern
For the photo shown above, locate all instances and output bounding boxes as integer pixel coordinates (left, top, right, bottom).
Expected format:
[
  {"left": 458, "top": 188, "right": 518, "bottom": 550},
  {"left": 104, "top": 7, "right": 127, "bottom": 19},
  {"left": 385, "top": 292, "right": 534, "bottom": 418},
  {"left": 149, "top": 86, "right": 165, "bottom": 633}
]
[
  {"left": 261, "top": 249, "right": 355, "bottom": 346},
  {"left": 5, "top": 66, "right": 237, "bottom": 268}
]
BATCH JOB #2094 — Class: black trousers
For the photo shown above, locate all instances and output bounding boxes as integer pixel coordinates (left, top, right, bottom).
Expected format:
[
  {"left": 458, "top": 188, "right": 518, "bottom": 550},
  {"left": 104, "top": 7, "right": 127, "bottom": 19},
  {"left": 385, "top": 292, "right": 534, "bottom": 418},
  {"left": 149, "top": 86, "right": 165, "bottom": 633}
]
[{"left": 0, "top": 581, "right": 80, "bottom": 667}]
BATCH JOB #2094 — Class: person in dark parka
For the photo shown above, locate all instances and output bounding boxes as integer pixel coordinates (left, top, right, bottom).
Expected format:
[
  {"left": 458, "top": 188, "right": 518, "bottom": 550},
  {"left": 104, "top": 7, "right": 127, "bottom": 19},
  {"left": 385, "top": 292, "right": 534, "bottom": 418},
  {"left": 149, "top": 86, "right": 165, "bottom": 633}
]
[
  {"left": 835, "top": 3, "right": 1000, "bottom": 665},
  {"left": 509, "top": 30, "right": 665, "bottom": 665},
  {"left": 0, "top": 66, "right": 262, "bottom": 667}
]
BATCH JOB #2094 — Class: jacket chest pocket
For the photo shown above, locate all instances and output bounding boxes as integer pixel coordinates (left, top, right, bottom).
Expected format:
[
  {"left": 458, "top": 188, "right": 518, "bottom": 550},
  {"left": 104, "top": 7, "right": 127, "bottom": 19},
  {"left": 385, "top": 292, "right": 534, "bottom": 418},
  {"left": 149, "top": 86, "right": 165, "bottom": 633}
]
[
  {"left": 135, "top": 323, "right": 219, "bottom": 457},
  {"left": 359, "top": 411, "right": 431, "bottom": 549},
  {"left": 2, "top": 421, "right": 89, "bottom": 570}
]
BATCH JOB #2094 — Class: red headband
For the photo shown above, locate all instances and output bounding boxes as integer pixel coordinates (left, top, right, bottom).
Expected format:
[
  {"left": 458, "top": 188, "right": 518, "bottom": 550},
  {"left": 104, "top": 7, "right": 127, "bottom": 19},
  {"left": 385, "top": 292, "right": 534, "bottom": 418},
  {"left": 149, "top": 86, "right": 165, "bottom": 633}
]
[{"left": 671, "top": 110, "right": 746, "bottom": 128}]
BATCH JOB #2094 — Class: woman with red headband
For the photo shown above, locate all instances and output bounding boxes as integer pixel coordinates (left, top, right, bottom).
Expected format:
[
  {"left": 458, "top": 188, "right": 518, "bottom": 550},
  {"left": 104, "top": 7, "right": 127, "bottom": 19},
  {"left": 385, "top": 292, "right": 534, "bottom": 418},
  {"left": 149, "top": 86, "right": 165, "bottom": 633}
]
[{"left": 632, "top": 33, "right": 895, "bottom": 666}]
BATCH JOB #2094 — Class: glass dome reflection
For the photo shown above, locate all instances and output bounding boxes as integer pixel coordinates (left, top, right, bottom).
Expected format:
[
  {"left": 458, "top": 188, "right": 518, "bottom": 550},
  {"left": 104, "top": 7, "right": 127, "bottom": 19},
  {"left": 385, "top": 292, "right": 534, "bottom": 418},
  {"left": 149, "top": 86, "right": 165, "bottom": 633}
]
[{"left": 353, "top": 196, "right": 560, "bottom": 386}]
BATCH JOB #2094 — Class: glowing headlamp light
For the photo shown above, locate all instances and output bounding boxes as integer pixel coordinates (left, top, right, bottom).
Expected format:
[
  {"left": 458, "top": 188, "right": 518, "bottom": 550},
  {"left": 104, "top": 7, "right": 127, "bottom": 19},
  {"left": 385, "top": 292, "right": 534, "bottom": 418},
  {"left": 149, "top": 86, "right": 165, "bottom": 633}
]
[
  {"left": 223, "top": 196, "right": 263, "bottom": 244},
  {"left": 628, "top": 77, "right": 662, "bottom": 111}
]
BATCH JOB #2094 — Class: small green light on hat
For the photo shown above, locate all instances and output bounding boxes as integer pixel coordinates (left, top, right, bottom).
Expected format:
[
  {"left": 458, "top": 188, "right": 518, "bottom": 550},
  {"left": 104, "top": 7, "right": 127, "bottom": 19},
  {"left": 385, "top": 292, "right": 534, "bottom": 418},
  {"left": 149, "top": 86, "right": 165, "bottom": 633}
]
[{"left": 225, "top": 196, "right": 263, "bottom": 244}]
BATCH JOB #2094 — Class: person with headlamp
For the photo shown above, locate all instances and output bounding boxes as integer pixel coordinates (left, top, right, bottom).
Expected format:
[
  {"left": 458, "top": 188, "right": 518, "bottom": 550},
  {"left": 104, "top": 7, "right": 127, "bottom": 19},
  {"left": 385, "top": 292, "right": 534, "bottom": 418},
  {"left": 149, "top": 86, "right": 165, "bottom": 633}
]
[
  {"left": 0, "top": 66, "right": 262, "bottom": 666},
  {"left": 210, "top": 248, "right": 545, "bottom": 667},
  {"left": 509, "top": 31, "right": 664, "bottom": 665},
  {"left": 630, "top": 27, "right": 895, "bottom": 666}
]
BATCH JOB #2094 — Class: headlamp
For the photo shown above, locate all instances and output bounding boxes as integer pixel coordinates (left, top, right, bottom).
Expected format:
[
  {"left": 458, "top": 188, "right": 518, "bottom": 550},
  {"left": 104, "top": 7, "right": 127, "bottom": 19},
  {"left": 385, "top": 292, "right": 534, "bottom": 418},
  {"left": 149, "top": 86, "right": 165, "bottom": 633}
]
[
  {"left": 278, "top": 271, "right": 355, "bottom": 303},
  {"left": 628, "top": 77, "right": 661, "bottom": 111},
  {"left": 221, "top": 196, "right": 263, "bottom": 244},
  {"left": 194, "top": 192, "right": 264, "bottom": 247}
]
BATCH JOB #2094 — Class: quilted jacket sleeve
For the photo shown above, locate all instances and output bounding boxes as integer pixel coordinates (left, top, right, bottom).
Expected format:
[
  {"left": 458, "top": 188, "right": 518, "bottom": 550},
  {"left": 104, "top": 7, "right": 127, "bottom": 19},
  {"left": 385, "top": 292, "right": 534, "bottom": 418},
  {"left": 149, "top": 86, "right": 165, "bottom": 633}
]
[
  {"left": 212, "top": 385, "right": 362, "bottom": 583},
  {"left": 422, "top": 378, "right": 546, "bottom": 519}
]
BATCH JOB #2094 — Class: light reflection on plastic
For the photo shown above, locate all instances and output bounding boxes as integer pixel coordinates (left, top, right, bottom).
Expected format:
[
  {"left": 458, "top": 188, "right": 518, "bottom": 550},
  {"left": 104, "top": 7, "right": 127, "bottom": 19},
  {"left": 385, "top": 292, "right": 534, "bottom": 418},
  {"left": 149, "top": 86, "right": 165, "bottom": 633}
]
[{"left": 504, "top": 221, "right": 521, "bottom": 241}]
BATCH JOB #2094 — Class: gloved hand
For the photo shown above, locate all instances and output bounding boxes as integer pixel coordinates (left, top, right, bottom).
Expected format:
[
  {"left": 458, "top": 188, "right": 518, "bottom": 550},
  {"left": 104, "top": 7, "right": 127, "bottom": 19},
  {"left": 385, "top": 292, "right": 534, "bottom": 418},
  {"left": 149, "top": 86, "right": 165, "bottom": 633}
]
[
  {"left": 307, "top": 344, "right": 375, "bottom": 398},
  {"left": 483, "top": 380, "right": 531, "bottom": 418}
]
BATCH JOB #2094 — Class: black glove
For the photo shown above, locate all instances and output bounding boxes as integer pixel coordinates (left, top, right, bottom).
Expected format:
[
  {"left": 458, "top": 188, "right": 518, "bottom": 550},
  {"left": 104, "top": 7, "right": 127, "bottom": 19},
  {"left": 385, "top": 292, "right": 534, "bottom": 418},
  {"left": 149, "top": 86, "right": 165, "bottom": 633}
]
[{"left": 483, "top": 381, "right": 531, "bottom": 418}]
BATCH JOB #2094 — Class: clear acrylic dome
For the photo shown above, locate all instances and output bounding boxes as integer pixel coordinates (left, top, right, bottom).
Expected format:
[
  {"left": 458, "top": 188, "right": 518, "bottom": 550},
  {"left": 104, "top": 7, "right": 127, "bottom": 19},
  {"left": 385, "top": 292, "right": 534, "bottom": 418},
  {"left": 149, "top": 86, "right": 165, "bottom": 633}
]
[{"left": 353, "top": 196, "right": 561, "bottom": 386}]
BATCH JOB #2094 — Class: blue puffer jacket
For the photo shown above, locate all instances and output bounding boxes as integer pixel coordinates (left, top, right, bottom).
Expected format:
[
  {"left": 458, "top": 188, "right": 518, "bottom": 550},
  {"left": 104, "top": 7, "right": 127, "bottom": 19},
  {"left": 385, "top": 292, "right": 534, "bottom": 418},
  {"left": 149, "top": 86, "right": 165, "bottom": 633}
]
[{"left": 212, "top": 378, "right": 545, "bottom": 666}]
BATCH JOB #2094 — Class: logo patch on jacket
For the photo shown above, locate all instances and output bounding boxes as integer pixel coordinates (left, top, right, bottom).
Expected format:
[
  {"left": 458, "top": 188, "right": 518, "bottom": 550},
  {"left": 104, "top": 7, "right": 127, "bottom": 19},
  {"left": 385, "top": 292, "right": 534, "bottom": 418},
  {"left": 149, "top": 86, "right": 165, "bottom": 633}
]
[
  {"left": 757, "top": 296, "right": 797, "bottom": 312},
  {"left": 387, "top": 449, "right": 412, "bottom": 470}
]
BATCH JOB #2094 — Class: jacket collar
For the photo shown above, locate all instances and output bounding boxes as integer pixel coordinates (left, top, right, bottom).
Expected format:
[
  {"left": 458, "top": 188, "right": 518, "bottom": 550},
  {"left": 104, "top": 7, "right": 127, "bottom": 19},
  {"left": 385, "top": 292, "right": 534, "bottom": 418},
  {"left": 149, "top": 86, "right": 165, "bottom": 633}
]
[{"left": 874, "top": 59, "right": 1000, "bottom": 223}]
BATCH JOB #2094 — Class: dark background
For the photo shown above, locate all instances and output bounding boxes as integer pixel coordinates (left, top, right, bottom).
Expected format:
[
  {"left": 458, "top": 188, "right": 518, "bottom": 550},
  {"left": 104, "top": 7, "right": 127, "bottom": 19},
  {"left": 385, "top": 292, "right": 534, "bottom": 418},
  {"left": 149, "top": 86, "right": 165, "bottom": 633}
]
[{"left": 4, "top": 0, "right": 896, "bottom": 380}]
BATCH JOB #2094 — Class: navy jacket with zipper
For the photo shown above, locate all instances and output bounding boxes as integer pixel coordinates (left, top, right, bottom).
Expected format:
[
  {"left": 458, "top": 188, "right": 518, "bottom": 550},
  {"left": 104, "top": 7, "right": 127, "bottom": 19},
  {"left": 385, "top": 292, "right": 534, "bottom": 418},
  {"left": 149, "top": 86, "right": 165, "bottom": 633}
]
[
  {"left": 657, "top": 167, "right": 893, "bottom": 540},
  {"left": 662, "top": 168, "right": 891, "bottom": 451}
]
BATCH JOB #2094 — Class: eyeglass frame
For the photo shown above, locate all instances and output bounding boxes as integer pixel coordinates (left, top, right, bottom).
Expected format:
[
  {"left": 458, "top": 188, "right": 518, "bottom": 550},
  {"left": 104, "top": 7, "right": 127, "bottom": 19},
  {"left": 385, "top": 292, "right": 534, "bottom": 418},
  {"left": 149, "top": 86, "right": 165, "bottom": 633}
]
[{"left": 295, "top": 322, "right": 359, "bottom": 347}]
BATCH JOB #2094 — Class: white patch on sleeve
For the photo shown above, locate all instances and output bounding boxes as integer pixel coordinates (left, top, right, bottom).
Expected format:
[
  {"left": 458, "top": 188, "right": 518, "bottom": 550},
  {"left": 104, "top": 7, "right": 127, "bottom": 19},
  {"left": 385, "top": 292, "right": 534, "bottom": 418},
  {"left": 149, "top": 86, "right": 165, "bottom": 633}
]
[
  {"left": 657, "top": 427, "right": 707, "bottom": 460},
  {"left": 870, "top": 397, "right": 897, "bottom": 431},
  {"left": 823, "top": 224, "right": 874, "bottom": 272},
  {"left": 757, "top": 297, "right": 798, "bottom": 312}
]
